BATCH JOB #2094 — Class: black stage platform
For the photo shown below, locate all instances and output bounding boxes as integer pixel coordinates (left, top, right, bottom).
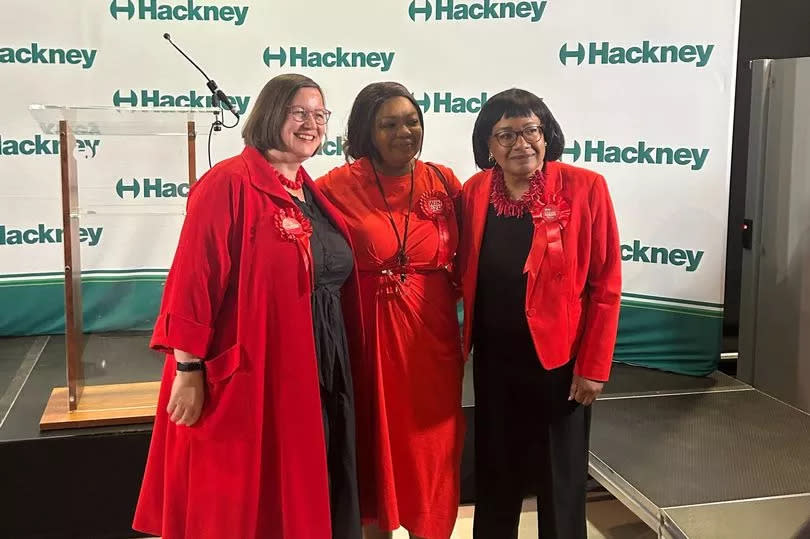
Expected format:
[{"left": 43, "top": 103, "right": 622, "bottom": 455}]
[
  {"left": 0, "top": 334, "right": 159, "bottom": 539},
  {"left": 590, "top": 368, "right": 810, "bottom": 538},
  {"left": 2, "top": 336, "right": 809, "bottom": 538},
  {"left": 463, "top": 361, "right": 810, "bottom": 538}
]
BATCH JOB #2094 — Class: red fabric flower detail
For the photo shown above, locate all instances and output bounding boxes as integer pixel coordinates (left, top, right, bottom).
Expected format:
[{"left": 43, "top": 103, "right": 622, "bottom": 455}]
[
  {"left": 274, "top": 207, "right": 312, "bottom": 242},
  {"left": 417, "top": 190, "right": 453, "bottom": 220}
]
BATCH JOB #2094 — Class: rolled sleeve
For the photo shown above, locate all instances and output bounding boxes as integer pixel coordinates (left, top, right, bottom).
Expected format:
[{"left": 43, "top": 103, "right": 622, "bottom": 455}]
[
  {"left": 150, "top": 312, "right": 215, "bottom": 359},
  {"left": 150, "top": 169, "right": 236, "bottom": 359}
]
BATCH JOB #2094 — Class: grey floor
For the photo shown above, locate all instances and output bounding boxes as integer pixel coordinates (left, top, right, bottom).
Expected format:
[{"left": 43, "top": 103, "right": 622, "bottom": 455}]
[{"left": 389, "top": 496, "right": 656, "bottom": 538}]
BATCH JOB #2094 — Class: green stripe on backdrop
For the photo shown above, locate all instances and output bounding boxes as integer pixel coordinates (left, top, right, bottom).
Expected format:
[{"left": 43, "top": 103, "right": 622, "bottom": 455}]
[
  {"left": 0, "top": 269, "right": 168, "bottom": 280},
  {"left": 454, "top": 298, "right": 720, "bottom": 376},
  {"left": 619, "top": 299, "right": 722, "bottom": 319},
  {"left": 620, "top": 292, "right": 723, "bottom": 309},
  {"left": 2, "top": 282, "right": 721, "bottom": 377},
  {"left": 0, "top": 280, "right": 163, "bottom": 335},
  {"left": 614, "top": 302, "right": 722, "bottom": 376}
]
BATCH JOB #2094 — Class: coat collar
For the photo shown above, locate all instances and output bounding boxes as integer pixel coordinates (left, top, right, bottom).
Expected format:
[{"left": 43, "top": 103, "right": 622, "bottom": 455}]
[
  {"left": 240, "top": 146, "right": 355, "bottom": 247},
  {"left": 241, "top": 145, "right": 299, "bottom": 205},
  {"left": 469, "top": 168, "right": 493, "bottom": 255},
  {"left": 543, "top": 160, "right": 562, "bottom": 195}
]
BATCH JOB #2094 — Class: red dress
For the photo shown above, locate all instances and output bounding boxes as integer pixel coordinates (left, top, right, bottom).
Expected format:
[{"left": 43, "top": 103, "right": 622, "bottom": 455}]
[
  {"left": 317, "top": 158, "right": 465, "bottom": 539},
  {"left": 133, "top": 146, "right": 364, "bottom": 539}
]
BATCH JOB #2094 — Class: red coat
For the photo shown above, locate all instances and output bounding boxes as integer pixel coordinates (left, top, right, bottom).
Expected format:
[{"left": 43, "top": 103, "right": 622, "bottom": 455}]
[
  {"left": 457, "top": 161, "right": 622, "bottom": 381},
  {"left": 133, "top": 146, "right": 364, "bottom": 539}
]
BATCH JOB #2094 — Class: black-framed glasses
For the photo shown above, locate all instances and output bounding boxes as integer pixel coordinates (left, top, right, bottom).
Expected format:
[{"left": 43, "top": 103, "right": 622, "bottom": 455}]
[
  {"left": 492, "top": 124, "right": 544, "bottom": 147},
  {"left": 287, "top": 106, "right": 331, "bottom": 125}
]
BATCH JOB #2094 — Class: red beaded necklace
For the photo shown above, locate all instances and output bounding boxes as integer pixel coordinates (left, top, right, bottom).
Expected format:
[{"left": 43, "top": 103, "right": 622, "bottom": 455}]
[
  {"left": 276, "top": 168, "right": 304, "bottom": 190},
  {"left": 490, "top": 166, "right": 545, "bottom": 218}
]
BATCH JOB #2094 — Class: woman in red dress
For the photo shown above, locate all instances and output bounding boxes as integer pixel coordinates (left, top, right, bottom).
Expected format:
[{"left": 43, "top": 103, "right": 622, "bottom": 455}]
[
  {"left": 133, "top": 74, "right": 363, "bottom": 539},
  {"left": 317, "top": 82, "right": 465, "bottom": 539}
]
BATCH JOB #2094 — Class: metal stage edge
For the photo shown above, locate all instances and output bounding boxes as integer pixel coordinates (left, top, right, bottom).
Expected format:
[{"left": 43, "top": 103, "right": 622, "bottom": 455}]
[{"left": 588, "top": 376, "right": 810, "bottom": 539}]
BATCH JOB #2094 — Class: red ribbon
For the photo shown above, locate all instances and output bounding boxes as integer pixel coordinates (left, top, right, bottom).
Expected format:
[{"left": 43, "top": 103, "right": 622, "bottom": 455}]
[
  {"left": 417, "top": 190, "right": 454, "bottom": 269},
  {"left": 524, "top": 191, "right": 571, "bottom": 277},
  {"left": 275, "top": 207, "right": 314, "bottom": 294}
]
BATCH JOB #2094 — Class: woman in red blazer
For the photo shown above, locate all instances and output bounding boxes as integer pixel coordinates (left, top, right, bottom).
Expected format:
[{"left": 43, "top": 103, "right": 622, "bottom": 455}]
[
  {"left": 133, "top": 74, "right": 363, "bottom": 539},
  {"left": 457, "top": 88, "right": 622, "bottom": 539}
]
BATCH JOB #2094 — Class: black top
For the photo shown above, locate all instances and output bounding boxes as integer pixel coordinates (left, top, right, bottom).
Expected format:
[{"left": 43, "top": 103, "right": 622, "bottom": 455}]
[
  {"left": 293, "top": 187, "right": 354, "bottom": 392},
  {"left": 293, "top": 187, "right": 361, "bottom": 539},
  {"left": 473, "top": 205, "right": 534, "bottom": 345}
]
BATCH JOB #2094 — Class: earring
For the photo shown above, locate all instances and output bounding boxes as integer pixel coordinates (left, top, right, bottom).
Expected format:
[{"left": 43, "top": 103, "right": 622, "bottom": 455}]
[
  {"left": 544, "top": 141, "right": 548, "bottom": 147},
  {"left": 488, "top": 152, "right": 495, "bottom": 163}
]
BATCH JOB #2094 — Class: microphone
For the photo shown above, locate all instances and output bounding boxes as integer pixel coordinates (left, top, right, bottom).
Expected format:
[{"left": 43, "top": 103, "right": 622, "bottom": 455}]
[{"left": 162, "top": 33, "right": 239, "bottom": 118}]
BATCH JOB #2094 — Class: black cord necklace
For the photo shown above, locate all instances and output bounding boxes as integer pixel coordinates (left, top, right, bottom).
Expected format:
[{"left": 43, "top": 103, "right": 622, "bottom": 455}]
[{"left": 372, "top": 162, "right": 415, "bottom": 282}]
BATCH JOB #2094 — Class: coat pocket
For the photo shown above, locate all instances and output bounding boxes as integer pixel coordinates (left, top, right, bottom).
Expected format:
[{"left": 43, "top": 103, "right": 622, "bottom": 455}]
[{"left": 195, "top": 343, "right": 255, "bottom": 441}]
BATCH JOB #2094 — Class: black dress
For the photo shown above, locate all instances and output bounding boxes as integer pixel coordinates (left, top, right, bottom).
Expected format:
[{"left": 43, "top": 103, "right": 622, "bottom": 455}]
[
  {"left": 472, "top": 204, "right": 590, "bottom": 539},
  {"left": 294, "top": 187, "right": 361, "bottom": 539}
]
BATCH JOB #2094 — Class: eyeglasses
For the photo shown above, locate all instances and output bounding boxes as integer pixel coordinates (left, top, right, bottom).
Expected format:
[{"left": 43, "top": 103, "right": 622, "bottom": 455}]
[
  {"left": 491, "top": 124, "right": 544, "bottom": 147},
  {"left": 287, "top": 106, "right": 331, "bottom": 125}
]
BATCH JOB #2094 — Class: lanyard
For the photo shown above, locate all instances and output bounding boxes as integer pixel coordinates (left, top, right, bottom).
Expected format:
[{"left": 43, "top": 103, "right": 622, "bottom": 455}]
[{"left": 372, "top": 163, "right": 415, "bottom": 282}]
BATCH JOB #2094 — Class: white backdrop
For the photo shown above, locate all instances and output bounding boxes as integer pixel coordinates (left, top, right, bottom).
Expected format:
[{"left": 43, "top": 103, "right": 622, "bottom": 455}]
[{"left": 0, "top": 0, "right": 741, "bottom": 374}]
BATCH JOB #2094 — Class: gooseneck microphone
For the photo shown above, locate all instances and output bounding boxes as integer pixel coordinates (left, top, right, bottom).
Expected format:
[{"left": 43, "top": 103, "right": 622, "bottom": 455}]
[{"left": 162, "top": 33, "right": 239, "bottom": 118}]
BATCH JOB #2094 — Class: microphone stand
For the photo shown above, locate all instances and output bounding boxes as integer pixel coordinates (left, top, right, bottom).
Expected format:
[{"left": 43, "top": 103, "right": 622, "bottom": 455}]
[
  {"left": 163, "top": 33, "right": 238, "bottom": 168},
  {"left": 211, "top": 94, "right": 222, "bottom": 133},
  {"left": 208, "top": 96, "right": 221, "bottom": 170}
]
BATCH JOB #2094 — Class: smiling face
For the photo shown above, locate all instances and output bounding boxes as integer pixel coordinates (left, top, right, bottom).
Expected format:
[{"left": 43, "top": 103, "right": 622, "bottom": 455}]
[
  {"left": 278, "top": 87, "right": 326, "bottom": 159},
  {"left": 371, "top": 96, "right": 423, "bottom": 173},
  {"left": 488, "top": 113, "right": 546, "bottom": 178}
]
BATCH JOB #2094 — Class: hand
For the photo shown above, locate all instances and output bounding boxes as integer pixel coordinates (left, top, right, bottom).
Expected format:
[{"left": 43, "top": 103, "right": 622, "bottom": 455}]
[
  {"left": 167, "top": 370, "right": 205, "bottom": 426},
  {"left": 568, "top": 374, "right": 604, "bottom": 406}
]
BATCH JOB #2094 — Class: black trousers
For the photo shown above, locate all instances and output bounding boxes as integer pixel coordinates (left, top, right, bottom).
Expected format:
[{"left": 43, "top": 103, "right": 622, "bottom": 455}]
[{"left": 472, "top": 338, "right": 591, "bottom": 539}]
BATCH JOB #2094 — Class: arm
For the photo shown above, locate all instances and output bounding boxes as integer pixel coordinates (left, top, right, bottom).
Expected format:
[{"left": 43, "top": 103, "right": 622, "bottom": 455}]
[
  {"left": 152, "top": 168, "right": 238, "bottom": 426},
  {"left": 571, "top": 175, "right": 622, "bottom": 401},
  {"left": 150, "top": 169, "right": 236, "bottom": 359}
]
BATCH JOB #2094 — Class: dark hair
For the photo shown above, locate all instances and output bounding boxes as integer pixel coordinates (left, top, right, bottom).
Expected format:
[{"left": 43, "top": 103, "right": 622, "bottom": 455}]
[
  {"left": 242, "top": 74, "right": 323, "bottom": 153},
  {"left": 471, "top": 88, "right": 565, "bottom": 170},
  {"left": 344, "top": 81, "right": 424, "bottom": 162}
]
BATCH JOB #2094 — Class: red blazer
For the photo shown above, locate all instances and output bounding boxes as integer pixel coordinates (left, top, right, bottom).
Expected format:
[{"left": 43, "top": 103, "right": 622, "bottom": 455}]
[
  {"left": 134, "top": 146, "right": 364, "bottom": 539},
  {"left": 457, "top": 160, "right": 621, "bottom": 381}
]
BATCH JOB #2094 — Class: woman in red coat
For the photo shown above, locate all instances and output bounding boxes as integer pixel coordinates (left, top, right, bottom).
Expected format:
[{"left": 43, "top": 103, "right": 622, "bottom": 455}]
[
  {"left": 133, "top": 74, "right": 363, "bottom": 539},
  {"left": 457, "top": 88, "right": 622, "bottom": 539},
  {"left": 317, "top": 82, "right": 465, "bottom": 539}
]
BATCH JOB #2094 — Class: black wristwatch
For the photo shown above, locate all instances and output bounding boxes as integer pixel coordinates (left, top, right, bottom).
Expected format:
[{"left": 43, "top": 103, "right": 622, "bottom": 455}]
[{"left": 176, "top": 360, "right": 204, "bottom": 373}]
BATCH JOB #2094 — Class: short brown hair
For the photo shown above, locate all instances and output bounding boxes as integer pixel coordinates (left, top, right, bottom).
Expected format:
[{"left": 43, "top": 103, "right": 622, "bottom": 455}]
[{"left": 242, "top": 74, "right": 323, "bottom": 153}]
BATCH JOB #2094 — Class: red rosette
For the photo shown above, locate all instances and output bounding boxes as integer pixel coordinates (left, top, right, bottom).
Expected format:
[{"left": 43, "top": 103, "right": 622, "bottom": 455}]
[
  {"left": 524, "top": 191, "right": 572, "bottom": 278},
  {"left": 532, "top": 191, "right": 571, "bottom": 229},
  {"left": 275, "top": 206, "right": 314, "bottom": 294},
  {"left": 274, "top": 207, "right": 313, "bottom": 242},
  {"left": 417, "top": 190, "right": 453, "bottom": 221},
  {"left": 417, "top": 190, "right": 454, "bottom": 267}
]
